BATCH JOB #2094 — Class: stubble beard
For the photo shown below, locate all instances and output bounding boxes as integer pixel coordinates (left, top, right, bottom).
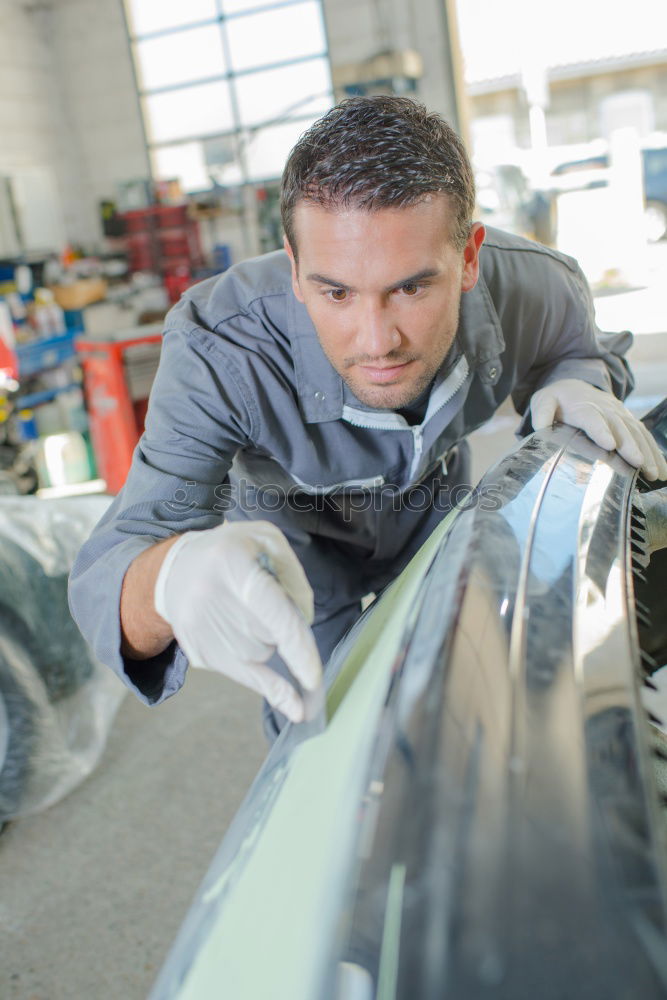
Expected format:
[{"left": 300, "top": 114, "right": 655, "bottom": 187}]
[
  {"left": 342, "top": 363, "right": 438, "bottom": 411},
  {"left": 318, "top": 301, "right": 462, "bottom": 412},
  {"left": 341, "top": 322, "right": 461, "bottom": 411}
]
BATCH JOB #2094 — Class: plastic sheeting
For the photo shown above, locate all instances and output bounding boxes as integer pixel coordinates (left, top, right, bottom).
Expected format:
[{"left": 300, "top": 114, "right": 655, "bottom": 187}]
[{"left": 0, "top": 495, "right": 125, "bottom": 822}]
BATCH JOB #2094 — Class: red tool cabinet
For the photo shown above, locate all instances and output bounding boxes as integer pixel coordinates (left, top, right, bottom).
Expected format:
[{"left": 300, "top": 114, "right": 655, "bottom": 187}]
[
  {"left": 76, "top": 328, "right": 162, "bottom": 494},
  {"left": 121, "top": 205, "right": 204, "bottom": 302}
]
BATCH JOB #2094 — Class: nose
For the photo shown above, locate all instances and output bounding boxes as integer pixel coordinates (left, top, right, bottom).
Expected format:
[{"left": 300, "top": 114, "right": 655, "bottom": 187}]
[{"left": 355, "top": 298, "right": 401, "bottom": 358}]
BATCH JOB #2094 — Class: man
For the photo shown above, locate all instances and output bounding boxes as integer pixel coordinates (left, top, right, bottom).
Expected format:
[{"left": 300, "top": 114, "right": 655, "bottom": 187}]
[{"left": 69, "top": 96, "right": 666, "bottom": 738}]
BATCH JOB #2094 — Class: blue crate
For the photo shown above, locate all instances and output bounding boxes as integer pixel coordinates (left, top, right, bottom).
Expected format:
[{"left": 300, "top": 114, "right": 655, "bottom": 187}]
[
  {"left": 16, "top": 331, "right": 77, "bottom": 377},
  {"left": 16, "top": 381, "right": 80, "bottom": 409}
]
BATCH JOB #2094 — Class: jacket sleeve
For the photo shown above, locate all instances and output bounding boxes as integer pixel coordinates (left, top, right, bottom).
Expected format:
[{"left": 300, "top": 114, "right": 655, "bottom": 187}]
[
  {"left": 498, "top": 249, "right": 635, "bottom": 433},
  {"left": 68, "top": 321, "right": 254, "bottom": 705}
]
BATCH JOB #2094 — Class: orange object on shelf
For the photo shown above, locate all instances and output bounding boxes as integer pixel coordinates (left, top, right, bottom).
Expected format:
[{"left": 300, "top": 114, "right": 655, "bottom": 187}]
[
  {"left": 76, "top": 329, "right": 162, "bottom": 494},
  {"left": 50, "top": 277, "right": 108, "bottom": 311}
]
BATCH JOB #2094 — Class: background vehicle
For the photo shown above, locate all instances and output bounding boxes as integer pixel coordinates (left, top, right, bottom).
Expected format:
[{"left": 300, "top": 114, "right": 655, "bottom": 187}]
[
  {"left": 551, "top": 139, "right": 667, "bottom": 242},
  {"left": 475, "top": 162, "right": 557, "bottom": 245}
]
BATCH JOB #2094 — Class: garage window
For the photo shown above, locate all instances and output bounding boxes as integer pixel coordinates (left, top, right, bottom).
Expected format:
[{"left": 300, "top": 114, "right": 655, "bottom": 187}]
[{"left": 123, "top": 0, "right": 334, "bottom": 191}]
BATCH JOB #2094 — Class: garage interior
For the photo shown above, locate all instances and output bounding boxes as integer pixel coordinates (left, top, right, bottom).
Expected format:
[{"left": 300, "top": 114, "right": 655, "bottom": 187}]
[{"left": 1, "top": 0, "right": 666, "bottom": 997}]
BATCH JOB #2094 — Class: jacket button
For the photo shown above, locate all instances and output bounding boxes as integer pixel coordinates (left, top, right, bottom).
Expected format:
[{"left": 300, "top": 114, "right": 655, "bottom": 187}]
[
  {"left": 314, "top": 390, "right": 326, "bottom": 402},
  {"left": 488, "top": 366, "right": 498, "bottom": 380}
]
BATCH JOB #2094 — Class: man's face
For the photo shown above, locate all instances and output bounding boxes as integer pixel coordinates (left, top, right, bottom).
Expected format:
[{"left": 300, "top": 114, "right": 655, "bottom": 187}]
[{"left": 285, "top": 194, "right": 485, "bottom": 410}]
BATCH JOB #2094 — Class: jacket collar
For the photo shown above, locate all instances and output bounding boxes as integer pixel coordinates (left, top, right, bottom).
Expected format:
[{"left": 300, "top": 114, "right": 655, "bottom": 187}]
[
  {"left": 287, "top": 265, "right": 505, "bottom": 425},
  {"left": 458, "top": 267, "right": 505, "bottom": 365}
]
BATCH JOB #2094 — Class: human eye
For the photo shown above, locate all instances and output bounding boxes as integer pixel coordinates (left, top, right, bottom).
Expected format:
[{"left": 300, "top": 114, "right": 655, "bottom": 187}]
[
  {"left": 398, "top": 281, "right": 425, "bottom": 297},
  {"left": 326, "top": 287, "right": 348, "bottom": 302}
]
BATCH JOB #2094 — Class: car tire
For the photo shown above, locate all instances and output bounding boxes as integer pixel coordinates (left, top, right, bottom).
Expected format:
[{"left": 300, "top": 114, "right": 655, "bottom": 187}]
[{"left": 0, "top": 656, "right": 36, "bottom": 825}]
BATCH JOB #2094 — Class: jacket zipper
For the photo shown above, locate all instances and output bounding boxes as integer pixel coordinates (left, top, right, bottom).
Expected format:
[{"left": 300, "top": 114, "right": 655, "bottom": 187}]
[
  {"left": 342, "top": 356, "right": 470, "bottom": 482},
  {"left": 412, "top": 356, "right": 470, "bottom": 478}
]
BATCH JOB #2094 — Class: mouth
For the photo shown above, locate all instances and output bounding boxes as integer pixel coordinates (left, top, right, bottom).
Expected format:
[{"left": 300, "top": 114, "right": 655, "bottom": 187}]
[{"left": 357, "top": 361, "right": 414, "bottom": 384}]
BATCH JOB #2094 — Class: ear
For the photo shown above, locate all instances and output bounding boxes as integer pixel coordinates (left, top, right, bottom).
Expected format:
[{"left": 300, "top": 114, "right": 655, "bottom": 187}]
[
  {"left": 461, "top": 223, "right": 486, "bottom": 293},
  {"left": 283, "top": 235, "right": 304, "bottom": 303}
]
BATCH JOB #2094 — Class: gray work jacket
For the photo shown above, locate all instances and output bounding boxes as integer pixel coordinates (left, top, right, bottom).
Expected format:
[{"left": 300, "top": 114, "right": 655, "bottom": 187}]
[{"left": 68, "top": 227, "right": 633, "bottom": 704}]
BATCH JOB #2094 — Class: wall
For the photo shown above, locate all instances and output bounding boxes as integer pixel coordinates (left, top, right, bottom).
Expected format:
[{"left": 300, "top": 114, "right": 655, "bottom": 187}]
[
  {"left": 0, "top": 0, "right": 468, "bottom": 255},
  {"left": 46, "top": 0, "right": 149, "bottom": 247},
  {"left": 0, "top": 0, "right": 148, "bottom": 253},
  {"left": 0, "top": 0, "right": 70, "bottom": 252},
  {"left": 322, "top": 0, "right": 464, "bottom": 130},
  {"left": 470, "top": 62, "right": 667, "bottom": 153}
]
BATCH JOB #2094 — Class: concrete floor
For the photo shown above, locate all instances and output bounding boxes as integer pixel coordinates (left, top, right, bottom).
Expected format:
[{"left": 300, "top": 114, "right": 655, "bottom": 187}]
[
  {"left": 1, "top": 250, "right": 667, "bottom": 1000},
  {"left": 1, "top": 672, "right": 266, "bottom": 1000}
]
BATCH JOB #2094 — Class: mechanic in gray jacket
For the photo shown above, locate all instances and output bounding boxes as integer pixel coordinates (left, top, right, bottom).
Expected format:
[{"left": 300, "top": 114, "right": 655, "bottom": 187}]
[{"left": 69, "top": 96, "right": 667, "bottom": 737}]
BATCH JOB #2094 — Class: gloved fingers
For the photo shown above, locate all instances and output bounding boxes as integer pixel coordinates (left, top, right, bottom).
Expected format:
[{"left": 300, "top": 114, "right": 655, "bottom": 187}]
[
  {"left": 178, "top": 605, "right": 275, "bottom": 673},
  {"left": 620, "top": 417, "right": 667, "bottom": 479},
  {"left": 656, "top": 448, "right": 667, "bottom": 482},
  {"left": 245, "top": 566, "right": 323, "bottom": 692},
  {"left": 530, "top": 389, "right": 559, "bottom": 430},
  {"left": 635, "top": 424, "right": 667, "bottom": 481},
  {"left": 601, "top": 411, "right": 649, "bottom": 470},
  {"left": 275, "top": 618, "right": 322, "bottom": 695},
  {"left": 529, "top": 379, "right": 667, "bottom": 480},
  {"left": 242, "top": 660, "right": 305, "bottom": 723},
  {"left": 220, "top": 520, "right": 313, "bottom": 623},
  {"left": 599, "top": 411, "right": 667, "bottom": 480},
  {"left": 183, "top": 609, "right": 310, "bottom": 728},
  {"left": 177, "top": 567, "right": 281, "bottom": 668},
  {"left": 563, "top": 401, "right": 616, "bottom": 450},
  {"left": 564, "top": 399, "right": 667, "bottom": 479},
  {"left": 252, "top": 522, "right": 315, "bottom": 624},
  {"left": 180, "top": 619, "right": 305, "bottom": 722}
]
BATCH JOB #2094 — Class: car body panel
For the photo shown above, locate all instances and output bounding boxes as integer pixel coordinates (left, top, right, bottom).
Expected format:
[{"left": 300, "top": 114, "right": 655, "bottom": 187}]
[
  {"left": 150, "top": 507, "right": 460, "bottom": 1000},
  {"left": 151, "top": 418, "right": 667, "bottom": 1000}
]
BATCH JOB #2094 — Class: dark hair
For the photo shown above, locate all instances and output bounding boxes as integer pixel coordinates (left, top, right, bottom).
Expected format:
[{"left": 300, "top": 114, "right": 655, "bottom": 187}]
[{"left": 280, "top": 95, "right": 475, "bottom": 257}]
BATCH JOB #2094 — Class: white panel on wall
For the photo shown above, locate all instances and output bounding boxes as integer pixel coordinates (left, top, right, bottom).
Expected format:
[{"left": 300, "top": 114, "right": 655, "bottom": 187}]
[
  {"left": 11, "top": 167, "right": 66, "bottom": 253},
  {"left": 0, "top": 178, "right": 21, "bottom": 257}
]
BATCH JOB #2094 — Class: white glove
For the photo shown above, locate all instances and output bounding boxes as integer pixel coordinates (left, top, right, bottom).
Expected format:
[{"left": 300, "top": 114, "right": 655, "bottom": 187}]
[
  {"left": 154, "top": 520, "right": 322, "bottom": 723},
  {"left": 530, "top": 379, "right": 667, "bottom": 482}
]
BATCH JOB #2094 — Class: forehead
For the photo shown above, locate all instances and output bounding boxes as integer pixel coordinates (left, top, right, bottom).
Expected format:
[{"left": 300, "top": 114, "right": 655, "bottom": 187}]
[{"left": 291, "top": 194, "right": 456, "bottom": 263}]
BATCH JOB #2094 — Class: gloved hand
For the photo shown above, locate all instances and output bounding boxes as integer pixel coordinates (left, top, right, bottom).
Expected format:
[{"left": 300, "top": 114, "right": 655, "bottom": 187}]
[
  {"left": 154, "top": 520, "right": 322, "bottom": 723},
  {"left": 530, "top": 379, "right": 667, "bottom": 482}
]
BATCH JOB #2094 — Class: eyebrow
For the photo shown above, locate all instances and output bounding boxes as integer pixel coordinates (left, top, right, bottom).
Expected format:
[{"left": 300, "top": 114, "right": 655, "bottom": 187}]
[{"left": 305, "top": 268, "right": 440, "bottom": 293}]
